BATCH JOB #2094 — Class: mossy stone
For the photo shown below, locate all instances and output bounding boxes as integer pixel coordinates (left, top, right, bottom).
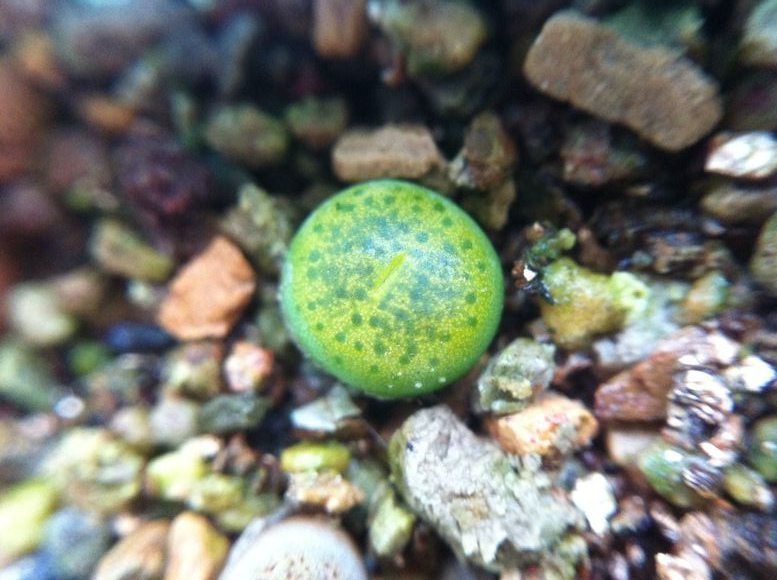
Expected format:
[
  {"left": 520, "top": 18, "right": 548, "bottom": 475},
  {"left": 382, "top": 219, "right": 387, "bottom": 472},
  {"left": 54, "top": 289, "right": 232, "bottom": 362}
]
[{"left": 280, "top": 179, "right": 503, "bottom": 398}]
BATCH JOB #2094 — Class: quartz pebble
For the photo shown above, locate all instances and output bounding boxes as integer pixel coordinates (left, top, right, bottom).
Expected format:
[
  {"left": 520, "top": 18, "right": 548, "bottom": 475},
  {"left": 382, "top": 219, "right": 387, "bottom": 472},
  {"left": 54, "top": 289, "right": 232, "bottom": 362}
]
[
  {"left": 158, "top": 236, "right": 256, "bottom": 340},
  {"left": 332, "top": 125, "right": 445, "bottom": 182},
  {"left": 524, "top": 11, "right": 722, "bottom": 151},
  {"left": 487, "top": 392, "right": 598, "bottom": 458},
  {"left": 705, "top": 132, "right": 777, "bottom": 180},
  {"left": 570, "top": 473, "right": 616, "bottom": 536},
  {"left": 93, "top": 520, "right": 170, "bottom": 580},
  {"left": 224, "top": 341, "right": 273, "bottom": 393},
  {"left": 220, "top": 517, "right": 368, "bottom": 580},
  {"left": 164, "top": 512, "right": 229, "bottom": 580}
]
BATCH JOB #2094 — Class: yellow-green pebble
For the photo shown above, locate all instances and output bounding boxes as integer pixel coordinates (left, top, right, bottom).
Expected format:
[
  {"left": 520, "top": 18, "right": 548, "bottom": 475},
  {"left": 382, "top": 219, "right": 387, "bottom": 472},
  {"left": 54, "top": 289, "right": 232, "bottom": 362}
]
[
  {"left": 0, "top": 478, "right": 59, "bottom": 566},
  {"left": 280, "top": 441, "right": 352, "bottom": 474}
]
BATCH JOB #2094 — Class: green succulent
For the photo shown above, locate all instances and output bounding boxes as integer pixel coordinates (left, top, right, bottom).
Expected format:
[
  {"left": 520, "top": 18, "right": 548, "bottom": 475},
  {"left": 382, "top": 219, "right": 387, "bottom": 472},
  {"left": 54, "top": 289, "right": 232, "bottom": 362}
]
[{"left": 280, "top": 179, "right": 503, "bottom": 398}]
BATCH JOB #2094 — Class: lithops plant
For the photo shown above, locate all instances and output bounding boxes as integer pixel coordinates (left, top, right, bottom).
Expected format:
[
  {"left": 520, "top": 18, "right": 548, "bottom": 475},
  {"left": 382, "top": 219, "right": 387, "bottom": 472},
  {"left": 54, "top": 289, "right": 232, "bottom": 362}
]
[{"left": 280, "top": 179, "right": 503, "bottom": 398}]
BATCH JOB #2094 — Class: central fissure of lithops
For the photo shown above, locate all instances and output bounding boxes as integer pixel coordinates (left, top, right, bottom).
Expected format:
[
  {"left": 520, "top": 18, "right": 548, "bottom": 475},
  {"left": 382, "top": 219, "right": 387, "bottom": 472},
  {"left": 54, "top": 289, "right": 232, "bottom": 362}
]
[
  {"left": 372, "top": 252, "right": 407, "bottom": 298},
  {"left": 280, "top": 179, "right": 504, "bottom": 399}
]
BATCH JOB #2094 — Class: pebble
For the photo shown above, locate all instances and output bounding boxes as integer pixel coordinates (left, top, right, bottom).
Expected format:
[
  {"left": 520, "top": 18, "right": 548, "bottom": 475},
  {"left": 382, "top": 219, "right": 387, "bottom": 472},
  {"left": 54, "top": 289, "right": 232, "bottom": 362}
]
[
  {"left": 164, "top": 512, "right": 229, "bottom": 580},
  {"left": 197, "top": 393, "right": 269, "bottom": 434},
  {"left": 285, "top": 96, "right": 348, "bottom": 150},
  {"left": 312, "top": 0, "right": 367, "bottom": 59},
  {"left": 0, "top": 479, "right": 59, "bottom": 567},
  {"left": 90, "top": 219, "right": 174, "bottom": 282},
  {"left": 595, "top": 326, "right": 738, "bottom": 421},
  {"left": 748, "top": 415, "right": 777, "bottom": 482},
  {"left": 204, "top": 104, "right": 289, "bottom": 168},
  {"left": 705, "top": 132, "right": 777, "bottom": 180},
  {"left": 449, "top": 111, "right": 517, "bottom": 190},
  {"left": 105, "top": 322, "right": 176, "bottom": 353},
  {"left": 0, "top": 58, "right": 50, "bottom": 182},
  {"left": 285, "top": 470, "right": 365, "bottom": 514},
  {"left": 740, "top": 0, "right": 777, "bottom": 68},
  {"left": 370, "top": 0, "right": 487, "bottom": 77},
  {"left": 523, "top": 11, "right": 722, "bottom": 151},
  {"left": 149, "top": 397, "right": 201, "bottom": 448},
  {"left": 331, "top": 124, "right": 445, "bottom": 182},
  {"left": 43, "top": 507, "right": 112, "bottom": 580},
  {"left": 157, "top": 236, "right": 256, "bottom": 340},
  {"left": 7, "top": 282, "right": 77, "bottom": 347},
  {"left": 487, "top": 392, "right": 598, "bottom": 458},
  {"left": 605, "top": 425, "right": 660, "bottom": 468},
  {"left": 570, "top": 473, "right": 616, "bottom": 536},
  {"left": 701, "top": 182, "right": 777, "bottom": 224},
  {"left": 220, "top": 516, "right": 368, "bottom": 580},
  {"left": 750, "top": 211, "right": 777, "bottom": 297},
  {"left": 224, "top": 341, "right": 273, "bottom": 393},
  {"left": 93, "top": 520, "right": 170, "bottom": 580},
  {"left": 163, "top": 341, "right": 224, "bottom": 399}
]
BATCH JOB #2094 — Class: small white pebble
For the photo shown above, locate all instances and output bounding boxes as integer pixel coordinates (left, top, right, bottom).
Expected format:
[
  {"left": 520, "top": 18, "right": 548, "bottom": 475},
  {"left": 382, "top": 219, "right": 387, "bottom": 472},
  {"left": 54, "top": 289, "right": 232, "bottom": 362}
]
[{"left": 570, "top": 473, "right": 616, "bottom": 536}]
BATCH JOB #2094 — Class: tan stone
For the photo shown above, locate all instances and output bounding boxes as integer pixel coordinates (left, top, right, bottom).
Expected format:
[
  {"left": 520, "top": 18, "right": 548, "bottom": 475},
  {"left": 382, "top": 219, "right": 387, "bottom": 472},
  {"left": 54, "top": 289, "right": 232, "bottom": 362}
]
[
  {"left": 488, "top": 392, "right": 598, "bottom": 457},
  {"left": 94, "top": 520, "right": 170, "bottom": 580},
  {"left": 158, "top": 236, "right": 255, "bottom": 340},
  {"left": 164, "top": 512, "right": 229, "bottom": 580},
  {"left": 523, "top": 11, "right": 722, "bottom": 151},
  {"left": 332, "top": 124, "right": 445, "bottom": 182},
  {"left": 313, "top": 0, "right": 367, "bottom": 58},
  {"left": 286, "top": 471, "right": 365, "bottom": 514}
]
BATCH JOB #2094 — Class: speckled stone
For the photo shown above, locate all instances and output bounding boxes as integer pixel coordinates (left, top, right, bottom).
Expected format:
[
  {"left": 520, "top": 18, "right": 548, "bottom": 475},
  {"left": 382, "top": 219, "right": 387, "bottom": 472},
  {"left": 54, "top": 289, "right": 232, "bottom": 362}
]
[{"left": 280, "top": 179, "right": 503, "bottom": 398}]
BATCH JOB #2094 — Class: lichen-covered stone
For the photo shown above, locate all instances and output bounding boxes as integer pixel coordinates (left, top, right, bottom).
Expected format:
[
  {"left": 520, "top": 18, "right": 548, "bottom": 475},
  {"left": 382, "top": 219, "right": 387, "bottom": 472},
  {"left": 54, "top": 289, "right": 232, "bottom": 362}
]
[
  {"left": 389, "top": 406, "right": 584, "bottom": 572},
  {"left": 0, "top": 339, "right": 60, "bottom": 411},
  {"left": 476, "top": 337, "right": 555, "bottom": 415},
  {"left": 332, "top": 125, "right": 446, "bottom": 182},
  {"left": 280, "top": 180, "right": 503, "bottom": 398},
  {"left": 524, "top": 11, "right": 722, "bottom": 151},
  {"left": 750, "top": 211, "right": 777, "bottom": 297},
  {"left": 157, "top": 236, "right": 256, "bottom": 340},
  {"left": 539, "top": 258, "right": 650, "bottom": 350},
  {"left": 487, "top": 392, "right": 598, "bottom": 458}
]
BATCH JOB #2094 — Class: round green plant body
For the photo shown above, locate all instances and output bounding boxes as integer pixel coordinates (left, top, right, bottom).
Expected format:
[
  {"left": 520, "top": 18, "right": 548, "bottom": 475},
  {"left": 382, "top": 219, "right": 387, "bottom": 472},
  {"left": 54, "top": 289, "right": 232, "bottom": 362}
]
[{"left": 280, "top": 179, "right": 503, "bottom": 398}]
